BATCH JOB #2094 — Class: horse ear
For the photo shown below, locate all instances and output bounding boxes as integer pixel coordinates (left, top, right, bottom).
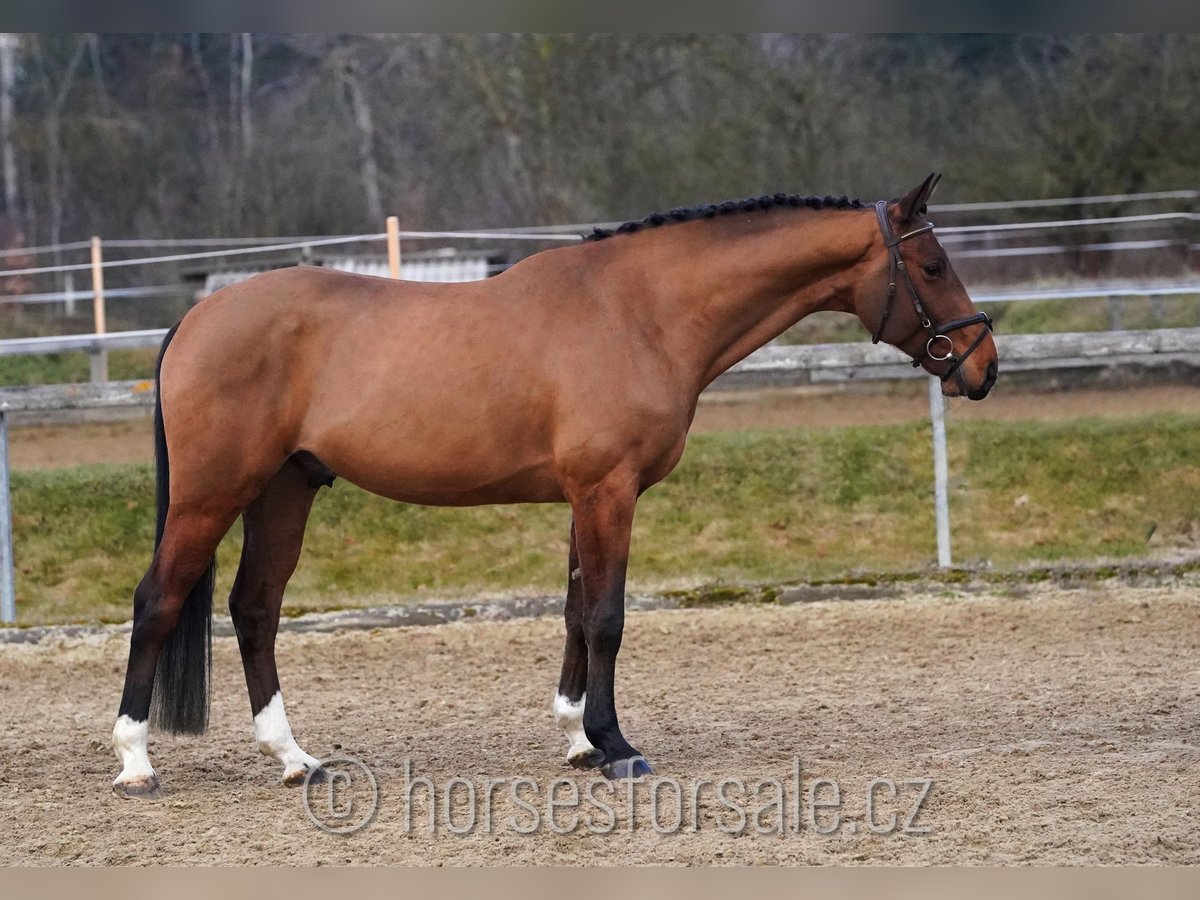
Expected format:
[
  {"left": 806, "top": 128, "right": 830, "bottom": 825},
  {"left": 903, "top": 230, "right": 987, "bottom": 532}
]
[{"left": 897, "top": 172, "right": 941, "bottom": 222}]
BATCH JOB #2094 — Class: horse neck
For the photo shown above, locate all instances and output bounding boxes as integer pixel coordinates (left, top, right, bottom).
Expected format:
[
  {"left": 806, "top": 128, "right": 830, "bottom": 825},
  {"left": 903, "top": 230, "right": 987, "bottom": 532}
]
[{"left": 628, "top": 209, "right": 879, "bottom": 391}]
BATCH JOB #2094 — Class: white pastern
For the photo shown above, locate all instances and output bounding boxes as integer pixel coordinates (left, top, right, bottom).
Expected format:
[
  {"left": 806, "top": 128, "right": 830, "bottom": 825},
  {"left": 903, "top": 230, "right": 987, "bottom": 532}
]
[
  {"left": 553, "top": 691, "right": 597, "bottom": 761},
  {"left": 112, "top": 715, "right": 155, "bottom": 785},
  {"left": 254, "top": 691, "right": 320, "bottom": 782}
]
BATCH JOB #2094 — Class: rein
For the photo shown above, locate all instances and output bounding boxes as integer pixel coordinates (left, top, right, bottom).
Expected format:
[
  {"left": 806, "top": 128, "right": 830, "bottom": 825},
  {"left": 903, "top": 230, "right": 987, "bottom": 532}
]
[{"left": 871, "top": 200, "right": 993, "bottom": 385}]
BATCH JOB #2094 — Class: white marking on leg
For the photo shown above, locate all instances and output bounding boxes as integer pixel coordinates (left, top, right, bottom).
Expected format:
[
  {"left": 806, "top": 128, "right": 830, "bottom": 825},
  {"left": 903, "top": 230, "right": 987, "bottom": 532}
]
[
  {"left": 254, "top": 691, "right": 320, "bottom": 783},
  {"left": 554, "top": 691, "right": 597, "bottom": 763},
  {"left": 112, "top": 715, "right": 156, "bottom": 786}
]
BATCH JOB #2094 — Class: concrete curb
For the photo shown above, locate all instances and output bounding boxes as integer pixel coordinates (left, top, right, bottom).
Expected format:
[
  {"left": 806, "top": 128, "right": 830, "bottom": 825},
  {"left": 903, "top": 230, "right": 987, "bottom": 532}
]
[
  {"left": 0, "top": 592, "right": 682, "bottom": 645},
  {"left": 0, "top": 583, "right": 910, "bottom": 646},
  {"left": 2, "top": 560, "right": 1194, "bottom": 646}
]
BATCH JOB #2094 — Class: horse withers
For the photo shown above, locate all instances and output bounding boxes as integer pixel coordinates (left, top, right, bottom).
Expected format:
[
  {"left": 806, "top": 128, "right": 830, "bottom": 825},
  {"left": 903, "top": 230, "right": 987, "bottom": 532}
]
[{"left": 111, "top": 173, "right": 997, "bottom": 797}]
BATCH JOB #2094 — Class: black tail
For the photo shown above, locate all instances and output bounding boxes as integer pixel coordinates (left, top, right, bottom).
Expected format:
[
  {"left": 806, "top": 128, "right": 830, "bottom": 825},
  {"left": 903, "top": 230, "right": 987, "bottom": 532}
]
[{"left": 148, "top": 324, "right": 216, "bottom": 735}]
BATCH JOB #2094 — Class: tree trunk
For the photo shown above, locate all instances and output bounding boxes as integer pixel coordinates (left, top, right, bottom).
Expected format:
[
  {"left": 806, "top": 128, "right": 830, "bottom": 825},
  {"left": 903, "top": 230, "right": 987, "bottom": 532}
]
[
  {"left": 0, "top": 33, "right": 19, "bottom": 216},
  {"left": 239, "top": 33, "right": 254, "bottom": 157},
  {"left": 189, "top": 33, "right": 220, "bottom": 152},
  {"left": 341, "top": 61, "right": 384, "bottom": 224}
]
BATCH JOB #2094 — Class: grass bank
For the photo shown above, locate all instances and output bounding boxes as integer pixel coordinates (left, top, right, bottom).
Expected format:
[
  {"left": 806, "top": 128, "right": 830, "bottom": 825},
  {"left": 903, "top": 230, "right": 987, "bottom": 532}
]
[
  {"left": 9, "top": 411, "right": 1199, "bottom": 625},
  {"left": 0, "top": 347, "right": 158, "bottom": 386}
]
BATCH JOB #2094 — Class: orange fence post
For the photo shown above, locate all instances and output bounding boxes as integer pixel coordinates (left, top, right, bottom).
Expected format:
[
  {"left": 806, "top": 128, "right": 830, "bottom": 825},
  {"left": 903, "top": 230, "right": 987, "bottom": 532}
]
[
  {"left": 90, "top": 235, "right": 108, "bottom": 383},
  {"left": 386, "top": 216, "right": 401, "bottom": 279}
]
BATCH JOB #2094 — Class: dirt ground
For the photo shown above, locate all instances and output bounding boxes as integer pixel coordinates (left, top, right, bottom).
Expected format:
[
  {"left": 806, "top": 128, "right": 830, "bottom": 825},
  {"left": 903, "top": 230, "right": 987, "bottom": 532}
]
[
  {"left": 1, "top": 581, "right": 1198, "bottom": 865},
  {"left": 8, "top": 382, "right": 1200, "bottom": 470}
]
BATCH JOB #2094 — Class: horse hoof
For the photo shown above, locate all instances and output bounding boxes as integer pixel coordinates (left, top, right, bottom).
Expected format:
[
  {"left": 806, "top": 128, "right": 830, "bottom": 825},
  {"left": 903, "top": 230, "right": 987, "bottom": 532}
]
[
  {"left": 284, "top": 765, "right": 327, "bottom": 787},
  {"left": 113, "top": 775, "right": 162, "bottom": 800},
  {"left": 283, "top": 767, "right": 323, "bottom": 787},
  {"left": 601, "top": 756, "right": 653, "bottom": 780},
  {"left": 567, "top": 747, "right": 606, "bottom": 771}
]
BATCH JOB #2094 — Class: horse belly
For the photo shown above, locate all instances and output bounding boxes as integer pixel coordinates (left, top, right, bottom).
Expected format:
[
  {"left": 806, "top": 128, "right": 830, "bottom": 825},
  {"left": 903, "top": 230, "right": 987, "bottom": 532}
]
[
  {"left": 332, "top": 455, "right": 566, "bottom": 507},
  {"left": 300, "top": 407, "right": 565, "bottom": 507}
]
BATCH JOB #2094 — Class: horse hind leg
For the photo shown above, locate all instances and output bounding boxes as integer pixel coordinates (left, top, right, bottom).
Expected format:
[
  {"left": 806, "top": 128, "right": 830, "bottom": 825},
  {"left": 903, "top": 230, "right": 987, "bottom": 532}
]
[
  {"left": 228, "top": 457, "right": 324, "bottom": 786},
  {"left": 113, "top": 507, "right": 237, "bottom": 798}
]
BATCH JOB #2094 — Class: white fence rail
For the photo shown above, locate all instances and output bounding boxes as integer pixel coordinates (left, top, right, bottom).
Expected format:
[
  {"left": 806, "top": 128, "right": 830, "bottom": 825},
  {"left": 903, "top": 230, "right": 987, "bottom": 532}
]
[
  {"left": 928, "top": 189, "right": 1199, "bottom": 213},
  {"left": 718, "top": 326, "right": 1200, "bottom": 385}
]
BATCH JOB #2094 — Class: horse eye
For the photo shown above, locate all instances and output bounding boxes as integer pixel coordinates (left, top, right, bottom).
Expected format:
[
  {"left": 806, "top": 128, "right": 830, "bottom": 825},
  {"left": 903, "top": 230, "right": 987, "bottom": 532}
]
[{"left": 923, "top": 263, "right": 943, "bottom": 278}]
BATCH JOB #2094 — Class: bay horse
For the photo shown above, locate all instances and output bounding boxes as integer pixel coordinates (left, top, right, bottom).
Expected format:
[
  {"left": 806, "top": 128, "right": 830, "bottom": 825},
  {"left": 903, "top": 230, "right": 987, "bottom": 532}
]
[{"left": 111, "top": 173, "right": 997, "bottom": 797}]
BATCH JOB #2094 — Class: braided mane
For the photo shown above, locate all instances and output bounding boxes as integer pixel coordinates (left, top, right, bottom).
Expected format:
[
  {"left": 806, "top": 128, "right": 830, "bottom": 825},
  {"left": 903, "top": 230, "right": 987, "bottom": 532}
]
[{"left": 585, "top": 192, "right": 866, "bottom": 241}]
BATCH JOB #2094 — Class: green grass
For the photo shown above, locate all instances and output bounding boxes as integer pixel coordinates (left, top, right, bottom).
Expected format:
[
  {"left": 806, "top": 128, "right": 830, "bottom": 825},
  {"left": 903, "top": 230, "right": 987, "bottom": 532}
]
[
  {"left": 8, "top": 411, "right": 1199, "bottom": 626},
  {"left": 0, "top": 348, "right": 158, "bottom": 386}
]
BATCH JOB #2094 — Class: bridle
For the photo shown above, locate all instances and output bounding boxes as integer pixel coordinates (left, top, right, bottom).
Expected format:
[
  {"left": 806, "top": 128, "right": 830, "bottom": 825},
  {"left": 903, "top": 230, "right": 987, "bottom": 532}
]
[{"left": 871, "top": 200, "right": 993, "bottom": 384}]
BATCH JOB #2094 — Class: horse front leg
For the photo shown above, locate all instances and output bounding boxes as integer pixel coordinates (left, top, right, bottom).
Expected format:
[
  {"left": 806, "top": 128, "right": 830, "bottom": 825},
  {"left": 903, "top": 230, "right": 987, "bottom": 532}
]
[
  {"left": 569, "top": 475, "right": 651, "bottom": 779},
  {"left": 554, "top": 521, "right": 603, "bottom": 769}
]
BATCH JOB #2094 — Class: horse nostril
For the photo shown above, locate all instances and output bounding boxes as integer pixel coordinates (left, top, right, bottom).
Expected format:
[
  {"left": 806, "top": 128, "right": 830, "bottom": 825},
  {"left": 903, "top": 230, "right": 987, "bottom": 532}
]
[
  {"left": 980, "top": 360, "right": 998, "bottom": 396},
  {"left": 966, "top": 360, "right": 999, "bottom": 401}
]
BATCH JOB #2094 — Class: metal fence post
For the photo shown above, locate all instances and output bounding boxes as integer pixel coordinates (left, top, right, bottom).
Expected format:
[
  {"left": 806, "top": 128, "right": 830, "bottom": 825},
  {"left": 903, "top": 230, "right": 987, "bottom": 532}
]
[
  {"left": 1107, "top": 294, "right": 1122, "bottom": 332},
  {"left": 928, "top": 376, "right": 952, "bottom": 568},
  {"left": 0, "top": 409, "right": 14, "bottom": 623}
]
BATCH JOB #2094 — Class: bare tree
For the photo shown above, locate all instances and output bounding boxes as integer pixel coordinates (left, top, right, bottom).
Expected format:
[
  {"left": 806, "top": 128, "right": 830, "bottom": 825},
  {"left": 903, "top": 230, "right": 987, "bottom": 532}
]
[
  {"left": 239, "top": 32, "right": 254, "bottom": 156},
  {"left": 28, "top": 35, "right": 88, "bottom": 249},
  {"left": 0, "top": 33, "right": 18, "bottom": 217},
  {"left": 189, "top": 33, "right": 221, "bottom": 152},
  {"left": 3, "top": 33, "right": 1198, "bottom": 254},
  {"left": 339, "top": 57, "right": 384, "bottom": 223}
]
